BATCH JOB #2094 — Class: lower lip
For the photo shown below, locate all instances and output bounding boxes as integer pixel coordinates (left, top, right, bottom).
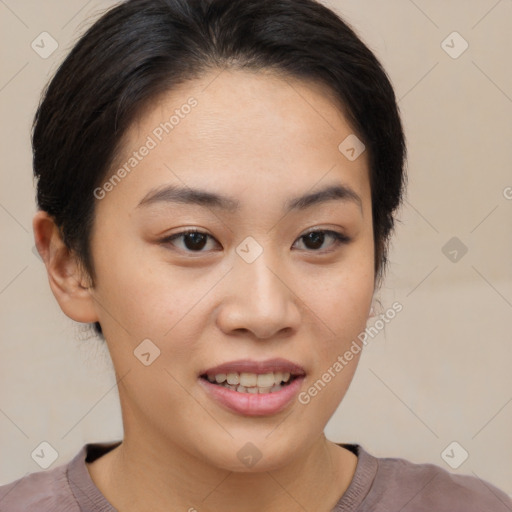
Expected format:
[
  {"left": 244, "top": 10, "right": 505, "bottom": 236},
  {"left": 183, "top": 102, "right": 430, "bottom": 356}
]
[{"left": 198, "top": 376, "right": 305, "bottom": 416}]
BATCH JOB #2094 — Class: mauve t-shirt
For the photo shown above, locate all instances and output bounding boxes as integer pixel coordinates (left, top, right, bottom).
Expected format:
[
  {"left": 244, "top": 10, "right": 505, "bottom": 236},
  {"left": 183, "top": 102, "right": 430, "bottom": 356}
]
[{"left": 0, "top": 440, "right": 511, "bottom": 511}]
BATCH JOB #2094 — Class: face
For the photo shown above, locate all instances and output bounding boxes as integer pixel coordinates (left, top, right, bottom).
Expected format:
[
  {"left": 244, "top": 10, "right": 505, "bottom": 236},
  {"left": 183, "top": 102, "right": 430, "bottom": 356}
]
[{"left": 87, "top": 69, "right": 375, "bottom": 471}]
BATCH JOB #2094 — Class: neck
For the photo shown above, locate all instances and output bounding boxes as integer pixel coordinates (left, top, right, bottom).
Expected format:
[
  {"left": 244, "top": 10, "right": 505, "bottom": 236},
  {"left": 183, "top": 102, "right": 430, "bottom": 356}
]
[{"left": 87, "top": 431, "right": 358, "bottom": 512}]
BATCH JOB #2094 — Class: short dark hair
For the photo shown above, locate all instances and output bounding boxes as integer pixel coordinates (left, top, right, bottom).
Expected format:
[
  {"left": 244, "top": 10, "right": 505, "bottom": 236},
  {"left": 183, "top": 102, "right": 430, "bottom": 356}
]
[{"left": 32, "top": 0, "right": 407, "bottom": 338}]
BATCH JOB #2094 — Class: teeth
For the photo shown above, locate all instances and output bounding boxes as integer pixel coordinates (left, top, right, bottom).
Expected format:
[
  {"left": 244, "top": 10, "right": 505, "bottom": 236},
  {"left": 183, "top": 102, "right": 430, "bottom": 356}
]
[
  {"left": 240, "top": 372, "right": 257, "bottom": 387},
  {"left": 227, "top": 373, "right": 240, "bottom": 385},
  {"left": 257, "top": 373, "right": 275, "bottom": 388},
  {"left": 205, "top": 371, "right": 296, "bottom": 393}
]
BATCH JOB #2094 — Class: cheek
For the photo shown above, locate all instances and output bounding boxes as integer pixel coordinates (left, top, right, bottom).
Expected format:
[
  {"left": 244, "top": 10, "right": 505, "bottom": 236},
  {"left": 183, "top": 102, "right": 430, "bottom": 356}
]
[
  {"left": 306, "top": 284, "right": 371, "bottom": 373},
  {"left": 299, "top": 272, "right": 370, "bottom": 423},
  {"left": 89, "top": 229, "right": 173, "bottom": 340},
  {"left": 303, "top": 255, "right": 374, "bottom": 334},
  {"left": 92, "top": 236, "right": 213, "bottom": 370},
  {"left": 297, "top": 246, "right": 374, "bottom": 395}
]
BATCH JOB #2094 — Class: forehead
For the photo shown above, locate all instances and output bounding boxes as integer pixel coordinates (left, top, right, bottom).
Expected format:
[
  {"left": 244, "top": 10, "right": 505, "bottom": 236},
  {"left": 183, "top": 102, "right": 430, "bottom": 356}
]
[{"left": 105, "top": 68, "right": 370, "bottom": 213}]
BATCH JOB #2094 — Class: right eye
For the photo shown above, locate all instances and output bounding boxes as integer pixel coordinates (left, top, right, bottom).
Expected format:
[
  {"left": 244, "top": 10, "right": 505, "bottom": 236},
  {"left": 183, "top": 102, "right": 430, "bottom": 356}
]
[{"left": 161, "top": 229, "right": 220, "bottom": 253}]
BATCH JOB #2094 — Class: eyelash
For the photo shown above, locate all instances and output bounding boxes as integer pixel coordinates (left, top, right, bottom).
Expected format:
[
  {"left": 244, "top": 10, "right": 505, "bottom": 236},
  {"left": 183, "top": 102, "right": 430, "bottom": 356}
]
[{"left": 161, "top": 228, "right": 351, "bottom": 254}]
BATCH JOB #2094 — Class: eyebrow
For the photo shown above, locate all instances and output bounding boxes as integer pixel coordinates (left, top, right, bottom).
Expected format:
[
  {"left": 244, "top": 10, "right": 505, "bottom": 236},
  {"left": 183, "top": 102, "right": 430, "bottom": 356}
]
[{"left": 136, "top": 182, "right": 362, "bottom": 214}]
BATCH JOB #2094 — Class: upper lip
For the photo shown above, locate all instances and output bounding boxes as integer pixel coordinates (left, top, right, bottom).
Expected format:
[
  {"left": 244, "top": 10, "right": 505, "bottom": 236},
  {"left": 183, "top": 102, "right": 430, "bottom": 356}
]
[{"left": 200, "top": 358, "right": 306, "bottom": 377}]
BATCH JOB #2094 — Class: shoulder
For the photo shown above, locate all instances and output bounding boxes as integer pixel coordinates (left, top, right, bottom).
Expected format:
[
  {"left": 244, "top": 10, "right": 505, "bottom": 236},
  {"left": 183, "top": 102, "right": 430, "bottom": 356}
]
[
  {"left": 357, "top": 446, "right": 512, "bottom": 511},
  {"left": 0, "top": 459, "right": 79, "bottom": 512}
]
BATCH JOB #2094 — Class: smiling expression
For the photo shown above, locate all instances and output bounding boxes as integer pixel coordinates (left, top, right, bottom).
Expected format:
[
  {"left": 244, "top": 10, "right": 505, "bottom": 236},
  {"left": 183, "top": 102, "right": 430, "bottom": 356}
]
[{"left": 86, "top": 68, "right": 375, "bottom": 471}]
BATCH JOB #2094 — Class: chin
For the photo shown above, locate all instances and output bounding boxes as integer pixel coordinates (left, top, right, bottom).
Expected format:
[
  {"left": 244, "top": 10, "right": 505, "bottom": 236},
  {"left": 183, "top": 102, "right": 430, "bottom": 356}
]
[{"left": 196, "top": 431, "right": 308, "bottom": 473}]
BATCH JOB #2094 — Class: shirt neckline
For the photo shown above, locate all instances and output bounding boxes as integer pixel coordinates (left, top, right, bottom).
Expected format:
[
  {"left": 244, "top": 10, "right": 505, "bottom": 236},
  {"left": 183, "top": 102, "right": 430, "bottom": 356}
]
[
  {"left": 332, "top": 443, "right": 379, "bottom": 510},
  {"left": 67, "top": 440, "right": 122, "bottom": 511},
  {"left": 67, "top": 440, "right": 378, "bottom": 511}
]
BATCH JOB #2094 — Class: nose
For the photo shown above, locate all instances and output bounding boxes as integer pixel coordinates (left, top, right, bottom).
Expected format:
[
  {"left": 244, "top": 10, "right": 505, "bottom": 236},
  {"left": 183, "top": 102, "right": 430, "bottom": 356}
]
[{"left": 215, "top": 250, "right": 301, "bottom": 340}]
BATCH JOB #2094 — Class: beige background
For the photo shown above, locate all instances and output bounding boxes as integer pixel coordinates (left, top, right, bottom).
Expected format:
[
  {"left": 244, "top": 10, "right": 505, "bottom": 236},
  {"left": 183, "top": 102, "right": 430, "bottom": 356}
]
[{"left": 1, "top": 0, "right": 511, "bottom": 498}]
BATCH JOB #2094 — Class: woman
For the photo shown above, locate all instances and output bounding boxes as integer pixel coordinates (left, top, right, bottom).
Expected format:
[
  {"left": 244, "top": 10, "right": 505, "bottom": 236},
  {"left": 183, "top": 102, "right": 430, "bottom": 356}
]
[{"left": 1, "top": 0, "right": 510, "bottom": 510}]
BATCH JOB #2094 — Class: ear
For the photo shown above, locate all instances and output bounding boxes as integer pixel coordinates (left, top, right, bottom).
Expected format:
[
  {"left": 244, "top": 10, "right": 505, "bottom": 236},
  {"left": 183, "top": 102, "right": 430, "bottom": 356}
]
[
  {"left": 32, "top": 210, "right": 99, "bottom": 324},
  {"left": 368, "top": 293, "right": 381, "bottom": 318}
]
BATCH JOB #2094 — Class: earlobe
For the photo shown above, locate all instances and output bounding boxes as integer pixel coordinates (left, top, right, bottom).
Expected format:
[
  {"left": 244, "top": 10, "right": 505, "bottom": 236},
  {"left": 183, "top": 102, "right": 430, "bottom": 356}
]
[{"left": 32, "top": 210, "right": 99, "bottom": 324}]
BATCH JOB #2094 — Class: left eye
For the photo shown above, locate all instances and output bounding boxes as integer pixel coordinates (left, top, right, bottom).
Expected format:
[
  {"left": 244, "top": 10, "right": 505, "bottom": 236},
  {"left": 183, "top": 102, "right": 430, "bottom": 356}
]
[
  {"left": 162, "top": 229, "right": 350, "bottom": 253},
  {"left": 294, "top": 229, "right": 351, "bottom": 251}
]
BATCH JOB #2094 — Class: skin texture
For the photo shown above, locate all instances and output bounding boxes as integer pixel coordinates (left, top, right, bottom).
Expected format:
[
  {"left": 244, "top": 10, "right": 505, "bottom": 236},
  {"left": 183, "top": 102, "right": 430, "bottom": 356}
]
[{"left": 33, "top": 68, "right": 376, "bottom": 512}]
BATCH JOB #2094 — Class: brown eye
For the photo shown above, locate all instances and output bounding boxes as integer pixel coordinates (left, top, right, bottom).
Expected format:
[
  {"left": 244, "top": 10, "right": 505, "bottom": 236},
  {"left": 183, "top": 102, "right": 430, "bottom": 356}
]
[
  {"left": 161, "top": 228, "right": 350, "bottom": 255},
  {"left": 163, "top": 230, "right": 217, "bottom": 252},
  {"left": 295, "top": 230, "right": 350, "bottom": 252}
]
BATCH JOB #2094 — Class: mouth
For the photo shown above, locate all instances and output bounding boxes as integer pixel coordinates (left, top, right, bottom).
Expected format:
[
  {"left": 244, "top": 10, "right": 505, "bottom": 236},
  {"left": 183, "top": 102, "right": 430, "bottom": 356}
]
[
  {"left": 199, "top": 371, "right": 300, "bottom": 394},
  {"left": 198, "top": 358, "right": 306, "bottom": 416}
]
